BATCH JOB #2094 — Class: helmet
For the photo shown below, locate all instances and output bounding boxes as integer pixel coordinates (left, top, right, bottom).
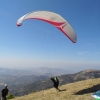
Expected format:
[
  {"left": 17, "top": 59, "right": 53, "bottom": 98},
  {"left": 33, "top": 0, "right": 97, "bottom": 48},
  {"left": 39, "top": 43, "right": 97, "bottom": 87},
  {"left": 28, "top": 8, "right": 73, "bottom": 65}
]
[{"left": 4, "top": 84, "right": 7, "bottom": 87}]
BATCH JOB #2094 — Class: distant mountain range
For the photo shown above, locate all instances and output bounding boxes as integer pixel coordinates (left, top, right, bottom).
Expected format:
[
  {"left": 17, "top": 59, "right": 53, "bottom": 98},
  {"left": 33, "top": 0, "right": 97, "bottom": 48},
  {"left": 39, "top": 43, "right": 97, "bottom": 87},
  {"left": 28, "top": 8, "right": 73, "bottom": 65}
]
[
  {"left": 0, "top": 67, "right": 68, "bottom": 97},
  {"left": 9, "top": 69, "right": 100, "bottom": 96},
  {"left": 0, "top": 67, "right": 32, "bottom": 76},
  {"left": 0, "top": 67, "right": 68, "bottom": 76},
  {"left": 20, "top": 67, "right": 69, "bottom": 76}
]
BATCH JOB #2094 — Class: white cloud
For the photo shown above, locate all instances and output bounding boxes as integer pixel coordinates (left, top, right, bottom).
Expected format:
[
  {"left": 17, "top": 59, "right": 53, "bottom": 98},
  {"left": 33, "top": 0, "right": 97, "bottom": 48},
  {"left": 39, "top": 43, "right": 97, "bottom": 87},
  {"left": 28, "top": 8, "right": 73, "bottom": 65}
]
[
  {"left": 76, "top": 51, "right": 87, "bottom": 56},
  {"left": 88, "top": 52, "right": 100, "bottom": 56}
]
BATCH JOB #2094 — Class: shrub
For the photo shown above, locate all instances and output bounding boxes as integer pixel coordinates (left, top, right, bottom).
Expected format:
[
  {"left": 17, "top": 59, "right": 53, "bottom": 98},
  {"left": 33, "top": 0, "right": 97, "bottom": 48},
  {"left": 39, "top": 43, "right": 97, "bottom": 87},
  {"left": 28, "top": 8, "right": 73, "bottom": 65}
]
[{"left": 7, "top": 94, "right": 15, "bottom": 99}]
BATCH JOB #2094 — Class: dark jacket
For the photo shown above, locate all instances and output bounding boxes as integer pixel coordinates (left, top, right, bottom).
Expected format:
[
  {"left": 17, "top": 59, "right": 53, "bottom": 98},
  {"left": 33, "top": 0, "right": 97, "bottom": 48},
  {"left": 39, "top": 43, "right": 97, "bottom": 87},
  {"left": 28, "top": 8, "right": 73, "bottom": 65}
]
[
  {"left": 1, "top": 88, "right": 9, "bottom": 97},
  {"left": 50, "top": 76, "right": 59, "bottom": 87}
]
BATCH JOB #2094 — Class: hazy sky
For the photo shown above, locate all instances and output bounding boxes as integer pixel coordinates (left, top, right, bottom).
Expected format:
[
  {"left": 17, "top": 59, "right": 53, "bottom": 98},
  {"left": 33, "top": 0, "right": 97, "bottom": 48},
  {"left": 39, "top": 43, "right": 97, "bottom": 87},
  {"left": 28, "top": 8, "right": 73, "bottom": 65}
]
[{"left": 0, "top": 0, "right": 100, "bottom": 72}]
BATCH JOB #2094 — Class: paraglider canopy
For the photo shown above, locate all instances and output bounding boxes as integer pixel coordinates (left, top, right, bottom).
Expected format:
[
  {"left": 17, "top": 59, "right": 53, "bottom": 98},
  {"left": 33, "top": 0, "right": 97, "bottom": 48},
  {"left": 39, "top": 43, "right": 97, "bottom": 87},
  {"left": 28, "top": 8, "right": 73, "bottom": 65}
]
[
  {"left": 17, "top": 11, "right": 77, "bottom": 43},
  {"left": 92, "top": 90, "right": 100, "bottom": 100}
]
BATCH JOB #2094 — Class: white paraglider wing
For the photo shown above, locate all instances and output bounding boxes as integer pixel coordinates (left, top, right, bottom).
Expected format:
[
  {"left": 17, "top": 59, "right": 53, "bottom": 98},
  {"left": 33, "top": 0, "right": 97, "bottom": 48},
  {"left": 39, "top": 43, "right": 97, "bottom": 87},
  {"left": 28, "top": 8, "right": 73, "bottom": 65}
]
[{"left": 17, "top": 11, "right": 77, "bottom": 43}]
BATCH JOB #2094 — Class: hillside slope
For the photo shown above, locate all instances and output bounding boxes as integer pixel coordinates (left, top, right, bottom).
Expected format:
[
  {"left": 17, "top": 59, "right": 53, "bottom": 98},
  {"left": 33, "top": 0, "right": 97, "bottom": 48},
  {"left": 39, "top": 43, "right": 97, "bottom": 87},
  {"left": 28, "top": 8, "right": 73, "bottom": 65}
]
[
  {"left": 11, "top": 69, "right": 100, "bottom": 96},
  {"left": 12, "top": 78, "right": 100, "bottom": 100}
]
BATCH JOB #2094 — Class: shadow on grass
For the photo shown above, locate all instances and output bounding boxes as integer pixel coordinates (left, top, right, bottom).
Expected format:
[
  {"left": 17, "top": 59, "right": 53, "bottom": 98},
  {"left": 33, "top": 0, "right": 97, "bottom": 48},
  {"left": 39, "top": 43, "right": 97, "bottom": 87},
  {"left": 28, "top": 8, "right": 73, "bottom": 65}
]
[
  {"left": 75, "top": 84, "right": 100, "bottom": 95},
  {"left": 59, "top": 89, "right": 66, "bottom": 92}
]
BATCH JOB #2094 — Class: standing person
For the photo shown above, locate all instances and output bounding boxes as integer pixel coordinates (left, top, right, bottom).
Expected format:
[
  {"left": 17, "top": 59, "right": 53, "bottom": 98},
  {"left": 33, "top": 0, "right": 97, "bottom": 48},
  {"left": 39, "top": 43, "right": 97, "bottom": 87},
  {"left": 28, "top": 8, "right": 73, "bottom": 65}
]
[
  {"left": 1, "top": 84, "right": 9, "bottom": 100},
  {"left": 50, "top": 76, "right": 60, "bottom": 91}
]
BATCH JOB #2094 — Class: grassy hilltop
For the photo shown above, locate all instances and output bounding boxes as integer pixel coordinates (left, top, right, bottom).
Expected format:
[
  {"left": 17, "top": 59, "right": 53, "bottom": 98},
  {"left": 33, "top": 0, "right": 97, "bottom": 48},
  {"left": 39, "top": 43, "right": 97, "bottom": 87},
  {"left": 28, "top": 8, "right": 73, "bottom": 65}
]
[{"left": 12, "top": 78, "right": 100, "bottom": 100}]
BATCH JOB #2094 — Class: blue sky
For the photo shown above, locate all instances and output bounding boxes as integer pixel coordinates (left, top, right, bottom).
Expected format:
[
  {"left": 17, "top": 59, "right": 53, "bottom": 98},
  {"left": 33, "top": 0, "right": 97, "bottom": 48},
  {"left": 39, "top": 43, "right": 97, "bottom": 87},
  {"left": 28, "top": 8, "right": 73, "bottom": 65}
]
[{"left": 0, "top": 0, "right": 100, "bottom": 72}]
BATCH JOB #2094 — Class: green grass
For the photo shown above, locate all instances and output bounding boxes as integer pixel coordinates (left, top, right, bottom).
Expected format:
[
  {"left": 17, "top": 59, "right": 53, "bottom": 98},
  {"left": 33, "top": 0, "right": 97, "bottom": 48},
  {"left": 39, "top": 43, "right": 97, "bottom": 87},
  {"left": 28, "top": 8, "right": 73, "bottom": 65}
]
[{"left": 12, "top": 78, "right": 100, "bottom": 100}]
